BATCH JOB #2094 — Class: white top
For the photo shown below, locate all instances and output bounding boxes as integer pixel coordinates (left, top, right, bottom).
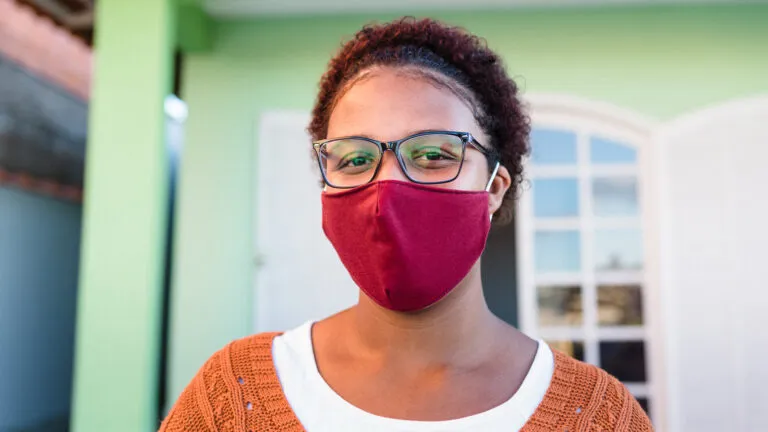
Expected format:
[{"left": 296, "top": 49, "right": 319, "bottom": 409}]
[{"left": 272, "top": 321, "right": 554, "bottom": 431}]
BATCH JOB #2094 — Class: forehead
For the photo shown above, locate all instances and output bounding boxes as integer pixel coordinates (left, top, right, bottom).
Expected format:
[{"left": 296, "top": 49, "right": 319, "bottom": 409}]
[{"left": 326, "top": 68, "right": 482, "bottom": 142}]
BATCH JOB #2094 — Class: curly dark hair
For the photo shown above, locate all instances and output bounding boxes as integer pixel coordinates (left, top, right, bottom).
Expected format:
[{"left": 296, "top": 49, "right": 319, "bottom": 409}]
[{"left": 308, "top": 17, "right": 529, "bottom": 224}]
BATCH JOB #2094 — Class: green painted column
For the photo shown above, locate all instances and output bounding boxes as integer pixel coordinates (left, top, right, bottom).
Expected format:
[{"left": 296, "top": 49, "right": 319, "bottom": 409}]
[{"left": 71, "top": 0, "right": 176, "bottom": 431}]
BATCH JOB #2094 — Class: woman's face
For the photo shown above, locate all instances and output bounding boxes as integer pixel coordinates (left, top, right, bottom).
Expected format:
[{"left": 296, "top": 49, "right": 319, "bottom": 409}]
[{"left": 325, "top": 67, "right": 510, "bottom": 213}]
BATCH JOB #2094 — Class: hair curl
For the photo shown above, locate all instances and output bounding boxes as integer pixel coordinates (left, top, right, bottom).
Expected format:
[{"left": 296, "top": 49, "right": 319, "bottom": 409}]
[{"left": 309, "top": 17, "right": 529, "bottom": 224}]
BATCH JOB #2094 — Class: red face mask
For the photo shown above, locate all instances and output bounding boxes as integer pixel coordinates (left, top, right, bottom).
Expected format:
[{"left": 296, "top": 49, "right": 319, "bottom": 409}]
[{"left": 321, "top": 180, "right": 491, "bottom": 312}]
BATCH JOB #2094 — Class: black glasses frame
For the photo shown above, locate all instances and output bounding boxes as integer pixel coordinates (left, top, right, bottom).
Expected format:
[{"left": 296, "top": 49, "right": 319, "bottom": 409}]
[{"left": 312, "top": 130, "right": 498, "bottom": 189}]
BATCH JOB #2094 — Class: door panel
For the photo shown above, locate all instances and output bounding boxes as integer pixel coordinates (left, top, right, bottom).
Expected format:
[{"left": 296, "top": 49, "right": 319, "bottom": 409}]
[{"left": 659, "top": 96, "right": 768, "bottom": 432}]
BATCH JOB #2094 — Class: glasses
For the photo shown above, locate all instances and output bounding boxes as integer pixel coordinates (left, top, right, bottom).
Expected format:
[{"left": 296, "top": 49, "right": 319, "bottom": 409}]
[{"left": 313, "top": 130, "right": 498, "bottom": 189}]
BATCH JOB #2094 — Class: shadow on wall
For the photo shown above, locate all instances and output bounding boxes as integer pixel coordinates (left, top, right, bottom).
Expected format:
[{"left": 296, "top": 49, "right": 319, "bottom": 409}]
[
  {"left": 9, "top": 416, "right": 70, "bottom": 432},
  {"left": 0, "top": 187, "right": 82, "bottom": 432}
]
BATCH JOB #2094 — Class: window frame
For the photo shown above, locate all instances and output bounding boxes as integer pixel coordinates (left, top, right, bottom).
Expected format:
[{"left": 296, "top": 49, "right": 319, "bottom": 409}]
[{"left": 517, "top": 94, "right": 664, "bottom": 425}]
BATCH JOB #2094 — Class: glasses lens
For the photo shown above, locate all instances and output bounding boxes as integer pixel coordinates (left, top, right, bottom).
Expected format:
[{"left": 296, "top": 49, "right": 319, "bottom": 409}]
[
  {"left": 399, "top": 133, "right": 465, "bottom": 183},
  {"left": 318, "top": 139, "right": 381, "bottom": 187}
]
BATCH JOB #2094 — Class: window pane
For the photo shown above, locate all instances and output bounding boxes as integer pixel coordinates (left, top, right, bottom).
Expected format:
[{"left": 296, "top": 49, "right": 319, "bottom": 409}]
[
  {"left": 537, "top": 285, "right": 582, "bottom": 326},
  {"left": 531, "top": 128, "right": 577, "bottom": 165},
  {"left": 533, "top": 178, "right": 579, "bottom": 218},
  {"left": 591, "top": 136, "right": 637, "bottom": 163},
  {"left": 636, "top": 398, "right": 650, "bottom": 416},
  {"left": 535, "top": 230, "right": 581, "bottom": 273},
  {"left": 593, "top": 177, "right": 638, "bottom": 216},
  {"left": 598, "top": 284, "right": 644, "bottom": 326},
  {"left": 599, "top": 341, "right": 647, "bottom": 382},
  {"left": 595, "top": 229, "right": 643, "bottom": 271},
  {"left": 547, "top": 340, "right": 585, "bottom": 361}
]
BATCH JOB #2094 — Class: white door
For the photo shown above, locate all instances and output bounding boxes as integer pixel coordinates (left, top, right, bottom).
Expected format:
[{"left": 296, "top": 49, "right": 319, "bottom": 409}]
[
  {"left": 658, "top": 96, "right": 768, "bottom": 432},
  {"left": 253, "top": 111, "right": 357, "bottom": 332}
]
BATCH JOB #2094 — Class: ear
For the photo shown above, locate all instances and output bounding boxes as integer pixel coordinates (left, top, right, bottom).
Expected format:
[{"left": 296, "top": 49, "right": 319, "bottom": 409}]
[{"left": 488, "top": 164, "right": 511, "bottom": 217}]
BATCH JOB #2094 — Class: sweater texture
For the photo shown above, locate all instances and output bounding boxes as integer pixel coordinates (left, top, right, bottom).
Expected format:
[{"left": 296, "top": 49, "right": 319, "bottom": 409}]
[{"left": 159, "top": 332, "right": 653, "bottom": 431}]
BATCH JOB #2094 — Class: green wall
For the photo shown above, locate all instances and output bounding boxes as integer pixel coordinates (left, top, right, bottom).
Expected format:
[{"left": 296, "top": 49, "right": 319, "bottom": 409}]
[{"left": 168, "top": 4, "right": 768, "bottom": 406}]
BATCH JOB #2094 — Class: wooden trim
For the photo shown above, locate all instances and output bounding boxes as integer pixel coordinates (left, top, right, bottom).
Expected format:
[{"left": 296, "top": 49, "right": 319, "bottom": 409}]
[{"left": 0, "top": 168, "right": 83, "bottom": 202}]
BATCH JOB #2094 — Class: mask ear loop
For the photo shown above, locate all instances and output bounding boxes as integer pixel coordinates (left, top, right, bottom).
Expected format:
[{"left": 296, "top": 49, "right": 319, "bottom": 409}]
[
  {"left": 484, "top": 162, "right": 500, "bottom": 192},
  {"left": 485, "top": 161, "right": 500, "bottom": 222}
]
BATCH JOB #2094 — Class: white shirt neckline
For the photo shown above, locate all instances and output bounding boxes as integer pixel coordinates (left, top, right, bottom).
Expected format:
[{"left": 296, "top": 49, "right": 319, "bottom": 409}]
[{"left": 272, "top": 321, "right": 554, "bottom": 431}]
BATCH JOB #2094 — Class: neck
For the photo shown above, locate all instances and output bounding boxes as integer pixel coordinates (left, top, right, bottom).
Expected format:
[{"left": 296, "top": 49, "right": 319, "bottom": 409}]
[{"left": 347, "top": 263, "right": 510, "bottom": 367}]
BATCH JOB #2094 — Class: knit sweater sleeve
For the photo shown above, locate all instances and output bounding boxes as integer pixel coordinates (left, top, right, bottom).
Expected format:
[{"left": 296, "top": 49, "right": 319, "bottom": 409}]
[
  {"left": 158, "top": 349, "right": 238, "bottom": 432},
  {"left": 569, "top": 355, "right": 654, "bottom": 432},
  {"left": 596, "top": 372, "right": 654, "bottom": 431},
  {"left": 521, "top": 351, "right": 653, "bottom": 432}
]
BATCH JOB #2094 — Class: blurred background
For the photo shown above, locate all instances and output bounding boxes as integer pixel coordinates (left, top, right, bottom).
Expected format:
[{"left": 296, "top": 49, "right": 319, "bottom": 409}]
[{"left": 0, "top": 0, "right": 766, "bottom": 431}]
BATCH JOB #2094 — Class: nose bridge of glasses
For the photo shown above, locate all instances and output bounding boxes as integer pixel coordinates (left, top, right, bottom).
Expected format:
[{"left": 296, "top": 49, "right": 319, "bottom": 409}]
[
  {"left": 373, "top": 149, "right": 407, "bottom": 182},
  {"left": 379, "top": 140, "right": 399, "bottom": 153}
]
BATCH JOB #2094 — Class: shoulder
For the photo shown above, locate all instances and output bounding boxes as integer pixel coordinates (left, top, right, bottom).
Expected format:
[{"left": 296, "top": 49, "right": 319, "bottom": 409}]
[
  {"left": 226, "top": 331, "right": 282, "bottom": 368},
  {"left": 198, "top": 331, "right": 282, "bottom": 394},
  {"left": 159, "top": 332, "right": 282, "bottom": 432},
  {"left": 203, "top": 331, "right": 283, "bottom": 401},
  {"left": 525, "top": 349, "right": 654, "bottom": 432}
]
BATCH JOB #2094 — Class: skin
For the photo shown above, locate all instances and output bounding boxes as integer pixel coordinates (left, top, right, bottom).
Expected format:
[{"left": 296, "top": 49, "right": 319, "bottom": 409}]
[{"left": 312, "top": 66, "right": 539, "bottom": 421}]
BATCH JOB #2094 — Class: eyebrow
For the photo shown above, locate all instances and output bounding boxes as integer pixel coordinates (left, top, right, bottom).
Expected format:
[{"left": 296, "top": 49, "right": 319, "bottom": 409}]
[{"left": 329, "top": 129, "right": 459, "bottom": 141}]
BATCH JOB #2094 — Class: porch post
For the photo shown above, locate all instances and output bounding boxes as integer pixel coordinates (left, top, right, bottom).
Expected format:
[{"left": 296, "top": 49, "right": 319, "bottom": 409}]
[{"left": 71, "top": 0, "right": 176, "bottom": 430}]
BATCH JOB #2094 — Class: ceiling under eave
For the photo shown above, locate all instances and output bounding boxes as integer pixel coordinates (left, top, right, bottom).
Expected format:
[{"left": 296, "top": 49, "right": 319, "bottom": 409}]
[{"left": 15, "top": 0, "right": 94, "bottom": 45}]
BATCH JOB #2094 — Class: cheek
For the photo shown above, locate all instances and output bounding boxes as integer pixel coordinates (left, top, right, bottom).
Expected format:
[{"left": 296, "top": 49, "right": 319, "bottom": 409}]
[{"left": 450, "top": 157, "right": 490, "bottom": 191}]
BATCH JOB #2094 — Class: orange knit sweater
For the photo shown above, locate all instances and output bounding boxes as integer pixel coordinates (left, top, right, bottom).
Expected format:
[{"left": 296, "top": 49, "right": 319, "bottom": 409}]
[{"left": 159, "top": 333, "right": 653, "bottom": 431}]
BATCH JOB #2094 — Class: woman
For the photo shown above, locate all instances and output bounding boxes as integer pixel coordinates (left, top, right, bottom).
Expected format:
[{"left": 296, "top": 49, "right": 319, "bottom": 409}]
[{"left": 161, "top": 18, "right": 653, "bottom": 432}]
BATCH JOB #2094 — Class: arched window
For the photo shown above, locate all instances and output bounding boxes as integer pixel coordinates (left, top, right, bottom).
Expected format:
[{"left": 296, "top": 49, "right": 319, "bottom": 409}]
[{"left": 517, "top": 95, "right": 660, "bottom": 420}]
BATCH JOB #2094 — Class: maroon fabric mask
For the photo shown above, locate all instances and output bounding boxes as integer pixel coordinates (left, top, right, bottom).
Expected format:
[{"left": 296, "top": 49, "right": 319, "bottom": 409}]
[{"left": 321, "top": 180, "right": 491, "bottom": 311}]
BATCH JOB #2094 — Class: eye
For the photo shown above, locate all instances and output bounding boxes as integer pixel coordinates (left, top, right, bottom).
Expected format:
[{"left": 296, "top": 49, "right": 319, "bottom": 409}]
[
  {"left": 336, "top": 151, "right": 377, "bottom": 172},
  {"left": 345, "top": 155, "right": 370, "bottom": 166},
  {"left": 405, "top": 143, "right": 462, "bottom": 171},
  {"left": 410, "top": 146, "right": 457, "bottom": 161},
  {"left": 400, "top": 134, "right": 464, "bottom": 168}
]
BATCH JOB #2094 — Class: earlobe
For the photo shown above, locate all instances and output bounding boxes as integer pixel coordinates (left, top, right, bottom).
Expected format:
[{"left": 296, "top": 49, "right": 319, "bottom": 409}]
[
  {"left": 487, "top": 181, "right": 502, "bottom": 216},
  {"left": 487, "top": 164, "right": 511, "bottom": 216},
  {"left": 488, "top": 190, "right": 503, "bottom": 216}
]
